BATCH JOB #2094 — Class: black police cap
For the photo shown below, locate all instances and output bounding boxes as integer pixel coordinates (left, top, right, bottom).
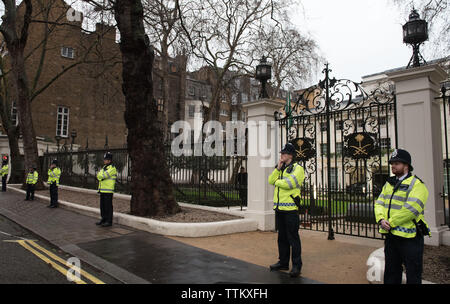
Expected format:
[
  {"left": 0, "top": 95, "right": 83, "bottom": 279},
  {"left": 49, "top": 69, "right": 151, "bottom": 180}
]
[
  {"left": 280, "top": 143, "right": 296, "bottom": 156},
  {"left": 389, "top": 149, "right": 414, "bottom": 171},
  {"left": 104, "top": 152, "right": 113, "bottom": 160}
]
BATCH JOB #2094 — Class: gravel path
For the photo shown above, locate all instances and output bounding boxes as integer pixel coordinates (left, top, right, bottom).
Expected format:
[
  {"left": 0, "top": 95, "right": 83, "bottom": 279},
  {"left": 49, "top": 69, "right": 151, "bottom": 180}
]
[
  {"left": 423, "top": 244, "right": 450, "bottom": 284},
  {"left": 32, "top": 188, "right": 242, "bottom": 223}
]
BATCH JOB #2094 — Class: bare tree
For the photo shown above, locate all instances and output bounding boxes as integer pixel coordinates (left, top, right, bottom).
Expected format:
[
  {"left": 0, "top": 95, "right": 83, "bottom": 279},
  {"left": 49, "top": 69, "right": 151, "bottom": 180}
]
[
  {"left": 393, "top": 0, "right": 449, "bottom": 57},
  {"left": 253, "top": 21, "right": 321, "bottom": 98},
  {"left": 180, "top": 0, "right": 289, "bottom": 122},
  {"left": 0, "top": 0, "right": 42, "bottom": 187},
  {"left": 142, "top": 0, "right": 190, "bottom": 141},
  {"left": 113, "top": 0, "right": 180, "bottom": 216},
  {"left": 0, "top": 0, "right": 120, "bottom": 187}
]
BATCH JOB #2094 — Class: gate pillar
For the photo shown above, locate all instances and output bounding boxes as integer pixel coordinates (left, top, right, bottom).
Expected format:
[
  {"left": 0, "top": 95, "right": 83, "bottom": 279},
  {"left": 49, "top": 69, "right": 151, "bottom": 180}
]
[
  {"left": 242, "top": 98, "right": 282, "bottom": 231},
  {"left": 387, "top": 64, "right": 448, "bottom": 246}
]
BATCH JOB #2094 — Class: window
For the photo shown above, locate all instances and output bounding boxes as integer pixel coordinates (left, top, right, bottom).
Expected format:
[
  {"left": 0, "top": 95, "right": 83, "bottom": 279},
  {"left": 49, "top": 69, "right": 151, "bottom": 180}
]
[
  {"left": 336, "top": 142, "right": 343, "bottom": 155},
  {"left": 61, "top": 47, "right": 74, "bottom": 59},
  {"left": 11, "top": 101, "right": 18, "bottom": 126},
  {"left": 232, "top": 111, "right": 238, "bottom": 121},
  {"left": 56, "top": 106, "right": 69, "bottom": 137},
  {"left": 379, "top": 117, "right": 387, "bottom": 126},
  {"left": 241, "top": 93, "right": 248, "bottom": 103},
  {"left": 357, "top": 119, "right": 365, "bottom": 129},
  {"left": 188, "top": 105, "right": 195, "bottom": 118},
  {"left": 220, "top": 109, "right": 228, "bottom": 116},
  {"left": 330, "top": 168, "right": 338, "bottom": 189},
  {"left": 321, "top": 143, "right": 327, "bottom": 156},
  {"left": 157, "top": 99, "right": 164, "bottom": 113},
  {"left": 231, "top": 94, "right": 238, "bottom": 105},
  {"left": 188, "top": 86, "right": 195, "bottom": 96},
  {"left": 380, "top": 138, "right": 391, "bottom": 150},
  {"left": 320, "top": 122, "right": 327, "bottom": 132},
  {"left": 335, "top": 120, "right": 343, "bottom": 131}
]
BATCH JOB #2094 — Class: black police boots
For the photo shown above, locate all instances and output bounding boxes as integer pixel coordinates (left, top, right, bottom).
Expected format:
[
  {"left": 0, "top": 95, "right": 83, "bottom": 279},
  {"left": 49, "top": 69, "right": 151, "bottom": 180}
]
[
  {"left": 269, "top": 262, "right": 289, "bottom": 271},
  {"left": 289, "top": 266, "right": 301, "bottom": 278}
]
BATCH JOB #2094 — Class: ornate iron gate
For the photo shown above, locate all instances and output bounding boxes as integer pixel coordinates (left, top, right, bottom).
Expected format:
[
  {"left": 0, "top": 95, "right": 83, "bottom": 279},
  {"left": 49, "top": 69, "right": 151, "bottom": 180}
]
[
  {"left": 275, "top": 64, "right": 398, "bottom": 239},
  {"left": 440, "top": 83, "right": 450, "bottom": 228}
]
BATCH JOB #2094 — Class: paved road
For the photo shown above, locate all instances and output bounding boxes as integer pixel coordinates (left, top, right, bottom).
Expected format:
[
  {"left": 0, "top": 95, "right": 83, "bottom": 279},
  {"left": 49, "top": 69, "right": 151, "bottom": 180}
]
[{"left": 0, "top": 214, "right": 121, "bottom": 284}]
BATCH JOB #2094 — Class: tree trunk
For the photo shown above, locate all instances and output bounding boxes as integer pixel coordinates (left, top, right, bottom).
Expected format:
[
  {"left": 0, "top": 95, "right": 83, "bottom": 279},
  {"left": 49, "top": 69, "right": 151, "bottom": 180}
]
[
  {"left": 161, "top": 43, "right": 170, "bottom": 142},
  {"left": 11, "top": 51, "right": 44, "bottom": 189},
  {"left": 6, "top": 128, "right": 23, "bottom": 184},
  {"left": 114, "top": 0, "right": 180, "bottom": 216}
]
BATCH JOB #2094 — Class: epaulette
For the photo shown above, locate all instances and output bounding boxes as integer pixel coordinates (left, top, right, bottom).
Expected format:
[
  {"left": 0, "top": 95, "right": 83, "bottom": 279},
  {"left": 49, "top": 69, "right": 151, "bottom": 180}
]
[{"left": 414, "top": 175, "right": 425, "bottom": 184}]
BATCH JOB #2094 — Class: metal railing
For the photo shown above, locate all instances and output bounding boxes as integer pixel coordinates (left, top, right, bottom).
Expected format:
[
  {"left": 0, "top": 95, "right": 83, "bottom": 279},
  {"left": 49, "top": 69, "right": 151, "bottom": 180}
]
[{"left": 43, "top": 144, "right": 248, "bottom": 209}]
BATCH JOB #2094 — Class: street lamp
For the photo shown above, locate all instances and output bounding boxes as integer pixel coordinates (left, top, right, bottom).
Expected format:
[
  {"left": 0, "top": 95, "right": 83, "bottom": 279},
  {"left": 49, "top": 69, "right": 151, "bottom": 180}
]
[
  {"left": 403, "top": 8, "right": 428, "bottom": 68},
  {"left": 70, "top": 130, "right": 77, "bottom": 151},
  {"left": 55, "top": 135, "right": 61, "bottom": 152},
  {"left": 255, "top": 56, "right": 272, "bottom": 99}
]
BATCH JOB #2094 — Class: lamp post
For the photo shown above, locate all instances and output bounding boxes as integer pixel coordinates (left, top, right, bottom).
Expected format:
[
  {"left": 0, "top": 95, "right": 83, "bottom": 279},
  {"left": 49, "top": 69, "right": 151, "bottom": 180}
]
[
  {"left": 403, "top": 8, "right": 428, "bottom": 68},
  {"left": 255, "top": 56, "right": 272, "bottom": 99},
  {"left": 55, "top": 135, "right": 61, "bottom": 152},
  {"left": 70, "top": 130, "right": 77, "bottom": 174},
  {"left": 70, "top": 130, "right": 77, "bottom": 151}
]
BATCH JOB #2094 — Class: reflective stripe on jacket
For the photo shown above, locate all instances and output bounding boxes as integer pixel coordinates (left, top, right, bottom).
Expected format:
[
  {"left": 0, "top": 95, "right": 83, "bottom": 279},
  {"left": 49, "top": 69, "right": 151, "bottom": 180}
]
[
  {"left": 97, "top": 165, "right": 117, "bottom": 194},
  {"left": 26, "top": 171, "right": 39, "bottom": 185},
  {"left": 1, "top": 165, "right": 9, "bottom": 176},
  {"left": 268, "top": 162, "right": 305, "bottom": 211},
  {"left": 374, "top": 175, "right": 430, "bottom": 238},
  {"left": 47, "top": 168, "right": 61, "bottom": 186}
]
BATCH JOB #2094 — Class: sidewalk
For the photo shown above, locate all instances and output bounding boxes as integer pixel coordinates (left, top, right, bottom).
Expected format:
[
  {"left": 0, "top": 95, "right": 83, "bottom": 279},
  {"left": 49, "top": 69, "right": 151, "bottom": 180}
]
[{"left": 0, "top": 190, "right": 321, "bottom": 284}]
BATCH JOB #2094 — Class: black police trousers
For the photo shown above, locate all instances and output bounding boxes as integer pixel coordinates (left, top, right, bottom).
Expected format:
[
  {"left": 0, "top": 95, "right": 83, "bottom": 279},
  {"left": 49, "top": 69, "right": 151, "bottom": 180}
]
[
  {"left": 384, "top": 233, "right": 424, "bottom": 284},
  {"left": 276, "top": 211, "right": 302, "bottom": 269},
  {"left": 2, "top": 175, "right": 7, "bottom": 192},
  {"left": 100, "top": 193, "right": 113, "bottom": 224},
  {"left": 49, "top": 183, "right": 58, "bottom": 207},
  {"left": 26, "top": 184, "right": 35, "bottom": 200}
]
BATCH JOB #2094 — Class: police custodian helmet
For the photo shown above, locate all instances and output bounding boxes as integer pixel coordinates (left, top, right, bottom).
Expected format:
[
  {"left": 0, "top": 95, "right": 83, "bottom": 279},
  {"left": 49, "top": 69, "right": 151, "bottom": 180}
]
[
  {"left": 280, "top": 143, "right": 296, "bottom": 156},
  {"left": 104, "top": 152, "right": 113, "bottom": 161},
  {"left": 389, "top": 149, "right": 413, "bottom": 171}
]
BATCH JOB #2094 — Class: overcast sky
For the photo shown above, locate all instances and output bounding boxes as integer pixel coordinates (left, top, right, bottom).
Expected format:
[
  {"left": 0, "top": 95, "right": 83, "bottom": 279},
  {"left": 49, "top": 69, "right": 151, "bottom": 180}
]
[{"left": 291, "top": 0, "right": 422, "bottom": 86}]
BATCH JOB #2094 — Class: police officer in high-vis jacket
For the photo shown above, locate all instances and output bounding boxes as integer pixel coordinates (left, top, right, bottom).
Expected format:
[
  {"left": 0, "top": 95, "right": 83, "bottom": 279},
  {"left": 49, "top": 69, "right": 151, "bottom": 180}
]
[
  {"left": 96, "top": 152, "right": 117, "bottom": 227},
  {"left": 1, "top": 156, "right": 9, "bottom": 192},
  {"left": 47, "top": 160, "right": 61, "bottom": 208},
  {"left": 25, "top": 167, "right": 39, "bottom": 201},
  {"left": 374, "top": 149, "right": 430, "bottom": 284},
  {"left": 268, "top": 143, "right": 305, "bottom": 278}
]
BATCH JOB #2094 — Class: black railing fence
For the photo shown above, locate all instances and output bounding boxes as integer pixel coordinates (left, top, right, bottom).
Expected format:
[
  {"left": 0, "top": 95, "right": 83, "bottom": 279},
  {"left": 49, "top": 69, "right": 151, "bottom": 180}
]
[
  {"left": 43, "top": 144, "right": 248, "bottom": 209},
  {"left": 296, "top": 182, "right": 382, "bottom": 239},
  {"left": 440, "top": 84, "right": 450, "bottom": 227}
]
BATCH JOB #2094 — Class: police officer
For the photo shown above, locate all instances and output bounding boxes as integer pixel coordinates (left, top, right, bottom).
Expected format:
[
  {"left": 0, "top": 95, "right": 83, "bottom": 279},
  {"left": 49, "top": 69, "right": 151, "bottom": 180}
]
[
  {"left": 1, "top": 157, "right": 8, "bottom": 192},
  {"left": 47, "top": 160, "right": 61, "bottom": 208},
  {"left": 268, "top": 143, "right": 305, "bottom": 278},
  {"left": 25, "top": 166, "right": 39, "bottom": 201},
  {"left": 374, "top": 149, "right": 430, "bottom": 284},
  {"left": 96, "top": 152, "right": 117, "bottom": 227}
]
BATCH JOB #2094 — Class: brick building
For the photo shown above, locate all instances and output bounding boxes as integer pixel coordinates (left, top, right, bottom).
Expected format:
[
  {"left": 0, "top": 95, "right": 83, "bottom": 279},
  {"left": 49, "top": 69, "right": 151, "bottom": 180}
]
[{"left": 0, "top": 0, "right": 186, "bottom": 150}]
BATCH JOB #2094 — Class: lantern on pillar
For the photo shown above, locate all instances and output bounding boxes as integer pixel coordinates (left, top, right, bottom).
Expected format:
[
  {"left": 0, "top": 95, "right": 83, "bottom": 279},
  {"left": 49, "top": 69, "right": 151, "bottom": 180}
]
[
  {"left": 255, "top": 56, "right": 272, "bottom": 99},
  {"left": 403, "top": 8, "right": 428, "bottom": 68}
]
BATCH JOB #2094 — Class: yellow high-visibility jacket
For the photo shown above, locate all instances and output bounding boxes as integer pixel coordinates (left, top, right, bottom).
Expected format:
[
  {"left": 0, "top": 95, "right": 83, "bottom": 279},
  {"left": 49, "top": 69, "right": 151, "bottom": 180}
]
[
  {"left": 47, "top": 167, "right": 61, "bottom": 186},
  {"left": 1, "top": 164, "right": 9, "bottom": 177},
  {"left": 268, "top": 162, "right": 305, "bottom": 212},
  {"left": 26, "top": 171, "right": 39, "bottom": 185},
  {"left": 97, "top": 165, "right": 117, "bottom": 194},
  {"left": 374, "top": 174, "right": 430, "bottom": 238}
]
